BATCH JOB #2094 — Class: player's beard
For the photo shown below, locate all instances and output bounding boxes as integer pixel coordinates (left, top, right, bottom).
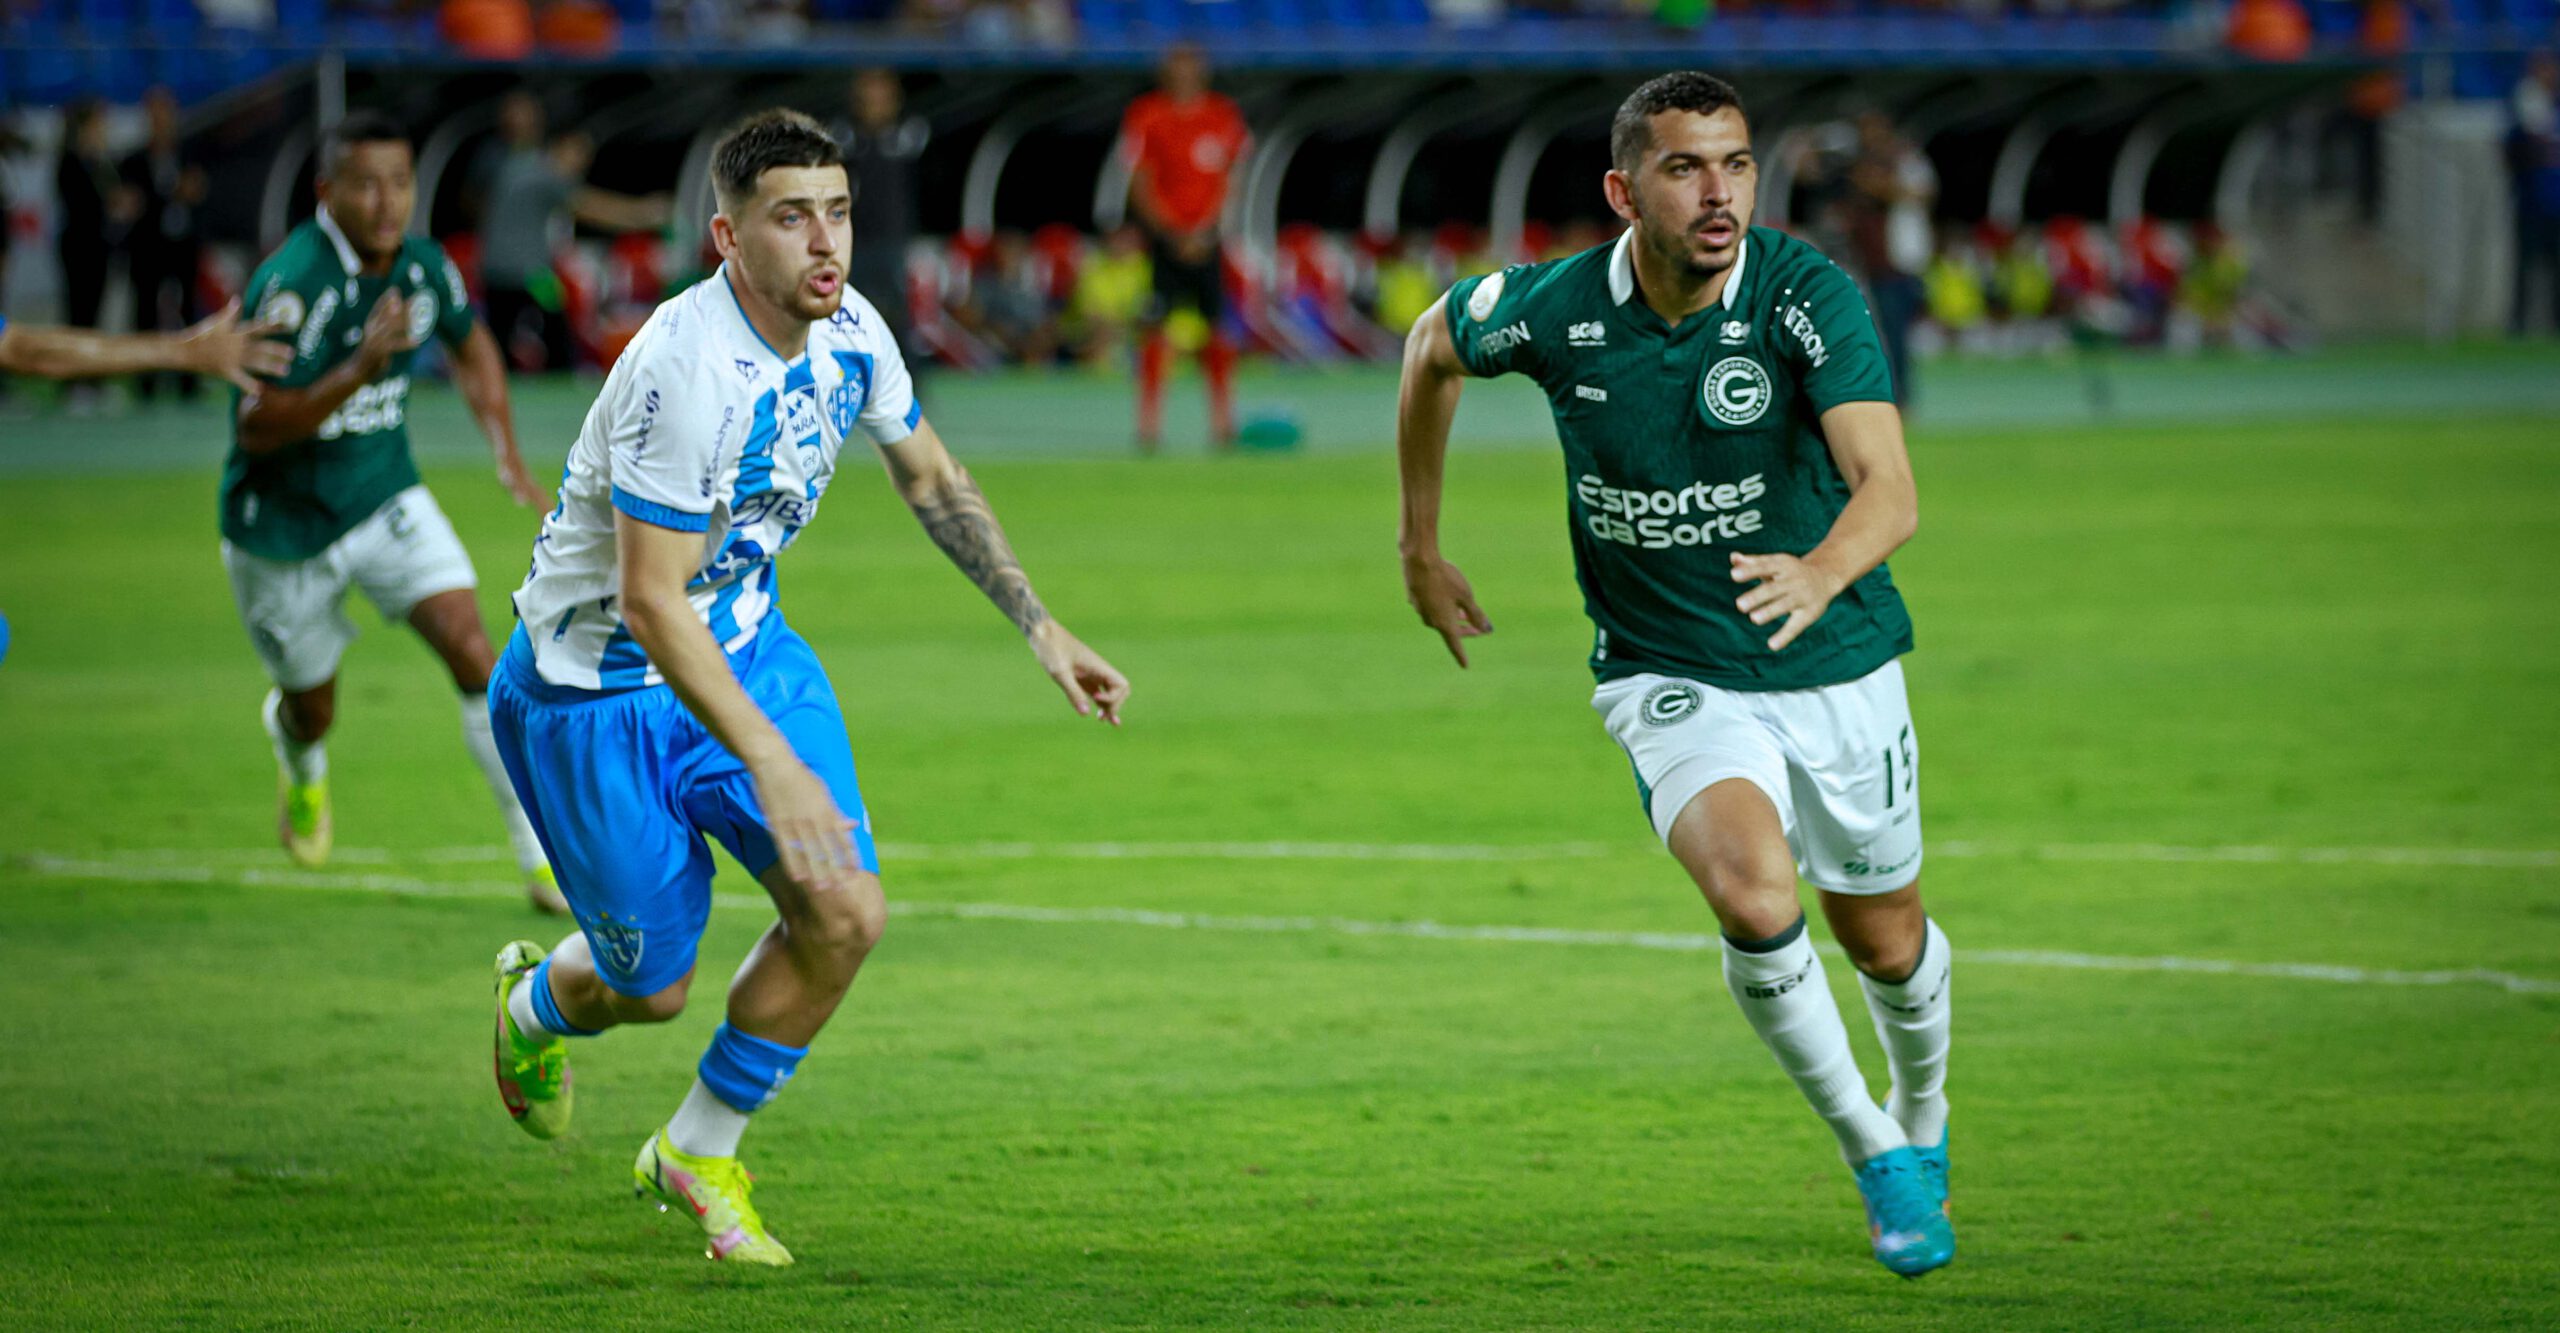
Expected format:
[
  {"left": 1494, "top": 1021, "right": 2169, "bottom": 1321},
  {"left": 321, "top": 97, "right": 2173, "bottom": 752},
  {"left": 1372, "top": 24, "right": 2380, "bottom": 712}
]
[
  {"left": 1641, "top": 206, "right": 1741, "bottom": 280},
  {"left": 751, "top": 263, "right": 840, "bottom": 323}
]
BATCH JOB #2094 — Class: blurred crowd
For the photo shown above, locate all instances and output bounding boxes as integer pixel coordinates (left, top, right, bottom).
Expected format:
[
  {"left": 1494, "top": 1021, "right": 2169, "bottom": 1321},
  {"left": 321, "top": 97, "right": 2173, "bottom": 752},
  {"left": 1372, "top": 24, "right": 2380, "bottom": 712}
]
[{"left": 8, "top": 44, "right": 2559, "bottom": 415}]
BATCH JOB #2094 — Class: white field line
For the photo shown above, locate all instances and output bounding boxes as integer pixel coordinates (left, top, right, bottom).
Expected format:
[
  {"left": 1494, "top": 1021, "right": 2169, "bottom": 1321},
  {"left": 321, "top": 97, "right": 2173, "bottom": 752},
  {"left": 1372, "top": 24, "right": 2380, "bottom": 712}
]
[
  {"left": 53, "top": 839, "right": 2560, "bottom": 870},
  {"left": 12, "top": 853, "right": 2558, "bottom": 997}
]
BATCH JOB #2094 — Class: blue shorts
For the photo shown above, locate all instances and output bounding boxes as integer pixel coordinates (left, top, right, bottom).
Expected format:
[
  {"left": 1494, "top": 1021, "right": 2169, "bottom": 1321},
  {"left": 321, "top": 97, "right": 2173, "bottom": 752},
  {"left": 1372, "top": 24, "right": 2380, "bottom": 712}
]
[{"left": 487, "top": 614, "right": 878, "bottom": 997}]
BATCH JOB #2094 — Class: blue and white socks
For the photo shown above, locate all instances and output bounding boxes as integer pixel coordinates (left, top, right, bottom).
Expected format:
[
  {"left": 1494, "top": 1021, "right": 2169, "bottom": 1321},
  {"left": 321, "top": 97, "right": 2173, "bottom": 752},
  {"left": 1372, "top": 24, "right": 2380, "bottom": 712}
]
[
  {"left": 669, "top": 1023, "right": 810, "bottom": 1160},
  {"left": 508, "top": 956, "right": 597, "bottom": 1043}
]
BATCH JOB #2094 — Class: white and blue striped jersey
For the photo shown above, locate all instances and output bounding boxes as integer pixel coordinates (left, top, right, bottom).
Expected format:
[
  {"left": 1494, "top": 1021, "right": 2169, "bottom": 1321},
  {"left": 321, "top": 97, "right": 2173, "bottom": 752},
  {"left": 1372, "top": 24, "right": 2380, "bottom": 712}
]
[{"left": 511, "top": 266, "right": 921, "bottom": 691}]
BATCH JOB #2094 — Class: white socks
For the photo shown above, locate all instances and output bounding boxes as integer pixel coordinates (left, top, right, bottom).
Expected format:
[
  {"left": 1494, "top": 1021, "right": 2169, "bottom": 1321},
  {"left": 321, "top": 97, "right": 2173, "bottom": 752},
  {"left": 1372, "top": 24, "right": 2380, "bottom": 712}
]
[
  {"left": 262, "top": 689, "right": 327, "bottom": 784},
  {"left": 1859, "top": 917, "right": 1953, "bottom": 1151},
  {"left": 1721, "top": 918, "right": 1908, "bottom": 1165},
  {"left": 459, "top": 694, "right": 548, "bottom": 876},
  {"left": 506, "top": 970, "right": 558, "bottom": 1043},
  {"left": 667, "top": 1079, "right": 752, "bottom": 1160}
]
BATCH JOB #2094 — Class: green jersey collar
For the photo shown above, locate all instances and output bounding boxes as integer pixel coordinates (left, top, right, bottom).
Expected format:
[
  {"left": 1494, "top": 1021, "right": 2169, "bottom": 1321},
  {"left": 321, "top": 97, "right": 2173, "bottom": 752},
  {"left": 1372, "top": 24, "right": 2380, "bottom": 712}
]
[
  {"left": 1606, "top": 226, "right": 1751, "bottom": 312},
  {"left": 313, "top": 206, "right": 364, "bottom": 279}
]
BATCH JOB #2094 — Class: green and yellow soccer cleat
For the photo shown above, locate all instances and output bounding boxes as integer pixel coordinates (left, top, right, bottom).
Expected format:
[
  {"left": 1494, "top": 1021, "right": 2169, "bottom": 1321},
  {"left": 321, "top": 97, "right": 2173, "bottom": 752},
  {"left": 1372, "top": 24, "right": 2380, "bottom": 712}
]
[
  {"left": 276, "top": 774, "right": 331, "bottom": 869},
  {"left": 523, "top": 864, "right": 571, "bottom": 917},
  {"left": 492, "top": 941, "right": 573, "bottom": 1140},
  {"left": 634, "top": 1130, "right": 794, "bottom": 1266}
]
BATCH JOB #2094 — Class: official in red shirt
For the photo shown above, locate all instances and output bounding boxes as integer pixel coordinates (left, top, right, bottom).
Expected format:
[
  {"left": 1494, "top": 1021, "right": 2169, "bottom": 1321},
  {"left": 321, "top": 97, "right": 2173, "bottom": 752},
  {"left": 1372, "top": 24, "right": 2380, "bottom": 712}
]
[{"left": 1118, "top": 43, "right": 1250, "bottom": 452}]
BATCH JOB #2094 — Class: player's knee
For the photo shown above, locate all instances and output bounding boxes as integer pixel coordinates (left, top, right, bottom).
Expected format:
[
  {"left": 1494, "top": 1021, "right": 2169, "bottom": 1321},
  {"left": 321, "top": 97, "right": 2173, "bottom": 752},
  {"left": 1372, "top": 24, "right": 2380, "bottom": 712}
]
[
  {"left": 1843, "top": 931, "right": 1921, "bottom": 983},
  {"left": 797, "top": 886, "right": 886, "bottom": 963},
  {"left": 1702, "top": 842, "right": 1797, "bottom": 917},
  {"left": 606, "top": 978, "right": 690, "bottom": 1024}
]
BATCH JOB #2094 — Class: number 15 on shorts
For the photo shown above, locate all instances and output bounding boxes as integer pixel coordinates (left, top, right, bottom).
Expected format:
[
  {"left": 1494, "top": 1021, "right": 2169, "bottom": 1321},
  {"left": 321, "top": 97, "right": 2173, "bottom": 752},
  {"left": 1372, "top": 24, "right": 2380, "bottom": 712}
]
[{"left": 1883, "top": 724, "right": 1916, "bottom": 808}]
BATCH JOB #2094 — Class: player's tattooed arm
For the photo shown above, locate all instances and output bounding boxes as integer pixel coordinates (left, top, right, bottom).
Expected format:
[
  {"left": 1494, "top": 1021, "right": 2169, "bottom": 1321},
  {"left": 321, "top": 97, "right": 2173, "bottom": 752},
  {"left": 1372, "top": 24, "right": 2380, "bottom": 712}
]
[
  {"left": 907, "top": 469, "right": 1051, "bottom": 636},
  {"left": 880, "top": 419, "right": 1129, "bottom": 724}
]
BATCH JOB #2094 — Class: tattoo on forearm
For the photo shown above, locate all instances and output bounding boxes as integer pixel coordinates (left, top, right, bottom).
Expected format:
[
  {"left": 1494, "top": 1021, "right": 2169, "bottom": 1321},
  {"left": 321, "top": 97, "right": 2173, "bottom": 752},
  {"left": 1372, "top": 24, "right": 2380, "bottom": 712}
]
[{"left": 911, "top": 471, "right": 1050, "bottom": 635}]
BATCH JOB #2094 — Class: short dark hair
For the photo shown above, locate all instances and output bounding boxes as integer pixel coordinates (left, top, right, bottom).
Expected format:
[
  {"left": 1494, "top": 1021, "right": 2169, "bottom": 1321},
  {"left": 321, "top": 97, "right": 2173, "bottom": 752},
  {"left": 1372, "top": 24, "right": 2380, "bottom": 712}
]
[
  {"left": 322, "top": 111, "right": 410, "bottom": 172},
  {"left": 1610, "top": 72, "right": 1746, "bottom": 173},
  {"left": 711, "top": 109, "right": 844, "bottom": 210}
]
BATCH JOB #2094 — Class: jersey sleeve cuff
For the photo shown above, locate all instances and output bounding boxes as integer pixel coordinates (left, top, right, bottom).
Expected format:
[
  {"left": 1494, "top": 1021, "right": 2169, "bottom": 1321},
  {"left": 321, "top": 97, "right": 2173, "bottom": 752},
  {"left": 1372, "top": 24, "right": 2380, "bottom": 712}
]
[
  {"left": 865, "top": 400, "right": 923, "bottom": 445},
  {"left": 611, "top": 486, "right": 712, "bottom": 532}
]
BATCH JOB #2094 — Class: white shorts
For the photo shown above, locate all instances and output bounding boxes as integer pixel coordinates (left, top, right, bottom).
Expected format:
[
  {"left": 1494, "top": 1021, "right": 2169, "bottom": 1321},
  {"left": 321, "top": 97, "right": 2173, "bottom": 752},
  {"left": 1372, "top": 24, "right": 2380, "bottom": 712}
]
[
  {"left": 1593, "top": 660, "right": 1922, "bottom": 895},
  {"left": 222, "top": 485, "right": 477, "bottom": 692}
]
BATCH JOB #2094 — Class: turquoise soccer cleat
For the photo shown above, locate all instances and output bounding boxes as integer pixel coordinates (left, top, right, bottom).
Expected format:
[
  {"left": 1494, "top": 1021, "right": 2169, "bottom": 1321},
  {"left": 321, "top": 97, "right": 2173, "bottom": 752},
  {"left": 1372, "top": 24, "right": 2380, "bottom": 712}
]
[
  {"left": 1911, "top": 1128, "right": 1949, "bottom": 1210},
  {"left": 1852, "top": 1146, "right": 1956, "bottom": 1278}
]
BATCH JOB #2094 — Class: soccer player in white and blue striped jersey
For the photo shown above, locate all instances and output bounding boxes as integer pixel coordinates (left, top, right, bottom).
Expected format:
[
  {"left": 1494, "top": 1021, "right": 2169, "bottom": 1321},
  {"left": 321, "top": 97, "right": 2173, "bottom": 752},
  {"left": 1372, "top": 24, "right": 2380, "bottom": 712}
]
[{"left": 482, "top": 110, "right": 1128, "bottom": 1265}]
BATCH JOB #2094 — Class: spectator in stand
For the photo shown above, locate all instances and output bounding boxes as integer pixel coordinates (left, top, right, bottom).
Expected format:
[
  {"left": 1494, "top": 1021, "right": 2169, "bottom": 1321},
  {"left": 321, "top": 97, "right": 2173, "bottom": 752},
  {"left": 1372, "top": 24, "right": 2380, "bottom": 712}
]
[
  {"left": 958, "top": 230, "right": 1060, "bottom": 365},
  {"left": 1845, "top": 111, "right": 1935, "bottom": 409},
  {"left": 829, "top": 68, "right": 929, "bottom": 364},
  {"left": 1070, "top": 223, "right": 1150, "bottom": 370},
  {"left": 121, "top": 87, "right": 212, "bottom": 403},
  {"left": 2510, "top": 51, "right": 2560, "bottom": 337},
  {"left": 471, "top": 92, "right": 668, "bottom": 371},
  {"left": 1117, "top": 42, "right": 1250, "bottom": 453},
  {"left": 54, "top": 100, "right": 135, "bottom": 414}
]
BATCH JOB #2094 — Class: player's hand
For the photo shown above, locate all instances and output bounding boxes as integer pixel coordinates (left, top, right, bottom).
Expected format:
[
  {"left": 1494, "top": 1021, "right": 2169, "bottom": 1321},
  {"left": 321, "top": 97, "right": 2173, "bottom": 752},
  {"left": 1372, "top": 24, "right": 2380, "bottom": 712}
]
[
  {"left": 357, "top": 291, "right": 414, "bottom": 372},
  {"left": 180, "top": 298, "right": 295, "bottom": 392},
  {"left": 750, "top": 755, "right": 863, "bottom": 894},
  {"left": 1403, "top": 550, "right": 1493, "bottom": 668},
  {"left": 1732, "top": 551, "right": 1844, "bottom": 652},
  {"left": 1028, "top": 621, "right": 1129, "bottom": 726},
  {"left": 494, "top": 448, "right": 552, "bottom": 510}
]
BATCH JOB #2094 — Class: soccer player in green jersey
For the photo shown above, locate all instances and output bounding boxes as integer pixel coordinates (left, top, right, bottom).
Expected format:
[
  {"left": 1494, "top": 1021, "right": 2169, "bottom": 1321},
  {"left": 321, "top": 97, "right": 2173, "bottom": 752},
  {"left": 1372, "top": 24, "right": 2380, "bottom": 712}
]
[
  {"left": 227, "top": 112, "right": 564, "bottom": 914},
  {"left": 1394, "top": 73, "right": 1955, "bottom": 1277}
]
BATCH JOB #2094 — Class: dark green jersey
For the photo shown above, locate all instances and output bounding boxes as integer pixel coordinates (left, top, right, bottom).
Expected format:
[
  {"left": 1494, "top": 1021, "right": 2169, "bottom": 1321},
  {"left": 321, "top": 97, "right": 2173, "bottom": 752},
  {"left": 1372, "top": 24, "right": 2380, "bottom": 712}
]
[
  {"left": 222, "top": 213, "right": 476, "bottom": 560},
  {"left": 1445, "top": 225, "right": 1913, "bottom": 692}
]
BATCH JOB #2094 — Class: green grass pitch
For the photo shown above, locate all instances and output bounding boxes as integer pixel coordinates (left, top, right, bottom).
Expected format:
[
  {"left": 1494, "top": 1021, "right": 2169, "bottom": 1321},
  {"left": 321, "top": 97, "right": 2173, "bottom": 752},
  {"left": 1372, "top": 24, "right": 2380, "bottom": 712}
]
[{"left": 1, "top": 365, "right": 2556, "bottom": 1328}]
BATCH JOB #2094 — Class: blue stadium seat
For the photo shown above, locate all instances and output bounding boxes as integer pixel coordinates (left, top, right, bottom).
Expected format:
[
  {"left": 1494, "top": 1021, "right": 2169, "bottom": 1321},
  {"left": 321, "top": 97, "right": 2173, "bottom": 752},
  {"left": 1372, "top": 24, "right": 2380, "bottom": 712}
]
[
  {"left": 87, "top": 45, "right": 149, "bottom": 101},
  {"left": 1078, "top": 0, "right": 1135, "bottom": 35},
  {"left": 142, "top": 0, "right": 197, "bottom": 34},
  {"left": 75, "top": 0, "right": 136, "bottom": 33},
  {"left": 13, "top": 46, "right": 82, "bottom": 104}
]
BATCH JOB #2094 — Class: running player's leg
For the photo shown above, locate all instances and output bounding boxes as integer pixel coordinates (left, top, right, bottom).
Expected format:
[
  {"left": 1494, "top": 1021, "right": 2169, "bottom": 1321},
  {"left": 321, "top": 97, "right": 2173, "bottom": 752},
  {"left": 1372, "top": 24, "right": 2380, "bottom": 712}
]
[
  {"left": 1781, "top": 660, "right": 1950, "bottom": 1202},
  {"left": 1663, "top": 780, "right": 1906, "bottom": 1168},
  {"left": 485, "top": 657, "right": 720, "bottom": 1142},
  {"left": 1821, "top": 883, "right": 1950, "bottom": 1189},
  {"left": 1600, "top": 672, "right": 1944, "bottom": 1276},
  {"left": 224, "top": 540, "right": 357, "bottom": 867},
  {"left": 628, "top": 622, "right": 883, "bottom": 1265},
  {"left": 354, "top": 486, "right": 561, "bottom": 912}
]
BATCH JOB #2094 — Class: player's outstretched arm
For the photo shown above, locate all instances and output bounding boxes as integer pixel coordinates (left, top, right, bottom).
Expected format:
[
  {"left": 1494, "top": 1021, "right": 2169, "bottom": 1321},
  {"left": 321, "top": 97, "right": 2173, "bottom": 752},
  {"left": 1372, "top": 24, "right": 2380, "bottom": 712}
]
[
  {"left": 1396, "top": 295, "right": 1493, "bottom": 668},
  {"left": 1732, "top": 400, "right": 1920, "bottom": 652},
  {"left": 616, "top": 510, "right": 863, "bottom": 893},
  {"left": 237, "top": 291, "right": 413, "bottom": 454},
  {"left": 0, "top": 300, "right": 289, "bottom": 389},
  {"left": 877, "top": 419, "right": 1129, "bottom": 726},
  {"left": 449, "top": 320, "right": 550, "bottom": 509}
]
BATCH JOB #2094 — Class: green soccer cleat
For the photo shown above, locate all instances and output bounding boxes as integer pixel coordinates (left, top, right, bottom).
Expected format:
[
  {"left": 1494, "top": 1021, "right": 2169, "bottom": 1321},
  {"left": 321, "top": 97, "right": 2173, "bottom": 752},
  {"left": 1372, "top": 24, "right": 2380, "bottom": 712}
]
[
  {"left": 1852, "top": 1146, "right": 1956, "bottom": 1278},
  {"left": 276, "top": 774, "right": 331, "bottom": 869},
  {"left": 634, "top": 1130, "right": 794, "bottom": 1266},
  {"left": 492, "top": 941, "right": 573, "bottom": 1140}
]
